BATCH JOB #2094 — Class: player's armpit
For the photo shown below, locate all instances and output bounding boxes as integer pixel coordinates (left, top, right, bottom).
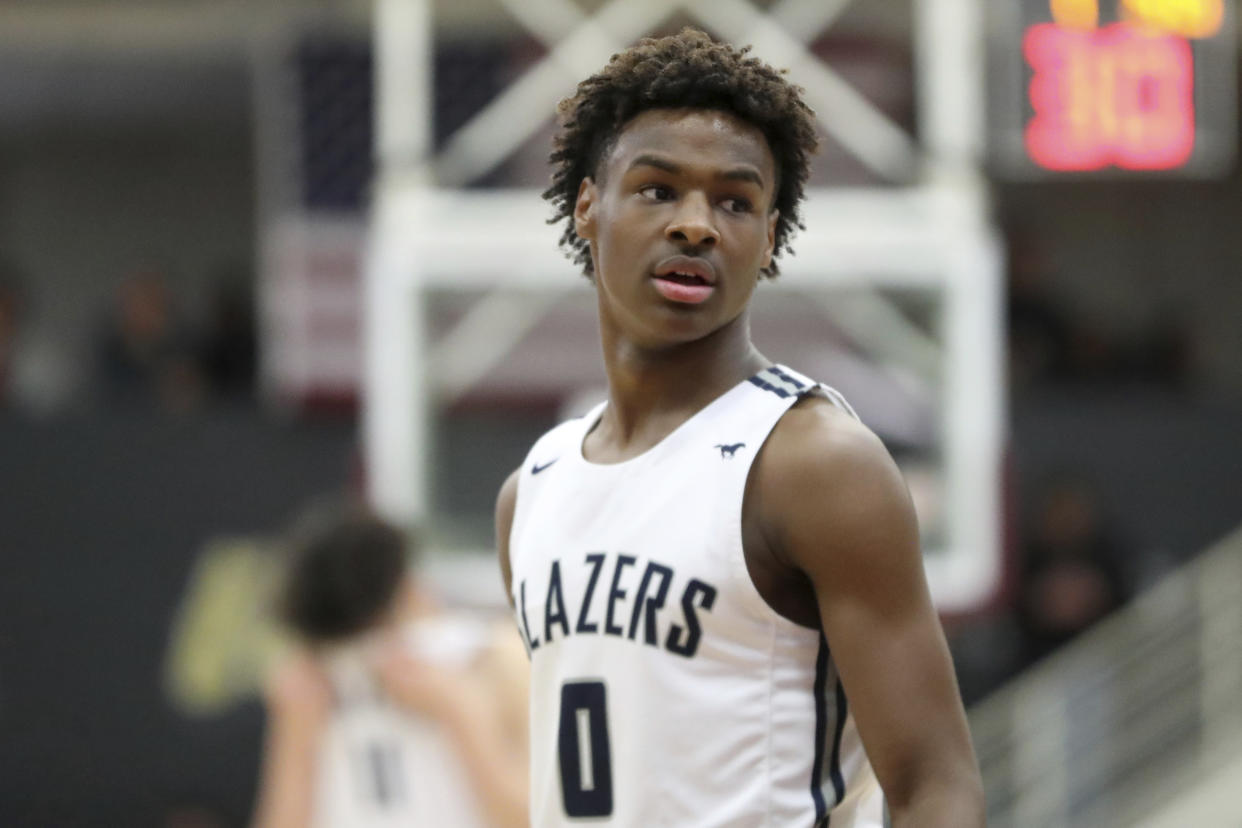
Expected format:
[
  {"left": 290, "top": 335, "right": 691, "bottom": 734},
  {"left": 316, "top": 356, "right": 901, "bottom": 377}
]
[
  {"left": 760, "top": 404, "right": 985, "bottom": 827},
  {"left": 495, "top": 467, "right": 522, "bottom": 607}
]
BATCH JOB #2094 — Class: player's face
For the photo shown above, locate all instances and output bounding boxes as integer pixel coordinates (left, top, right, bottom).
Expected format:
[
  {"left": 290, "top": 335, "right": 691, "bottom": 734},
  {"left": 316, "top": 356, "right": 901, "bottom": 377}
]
[{"left": 574, "top": 108, "right": 779, "bottom": 348}]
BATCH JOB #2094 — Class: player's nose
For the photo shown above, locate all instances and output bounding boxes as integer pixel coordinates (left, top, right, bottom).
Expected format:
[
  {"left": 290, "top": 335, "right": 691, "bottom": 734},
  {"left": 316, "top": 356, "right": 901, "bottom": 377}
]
[{"left": 665, "top": 192, "right": 719, "bottom": 248}]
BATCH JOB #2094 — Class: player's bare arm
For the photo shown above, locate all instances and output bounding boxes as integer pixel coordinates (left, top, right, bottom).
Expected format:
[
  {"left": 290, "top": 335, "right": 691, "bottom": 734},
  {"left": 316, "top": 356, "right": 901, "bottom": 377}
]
[
  {"left": 251, "top": 651, "right": 334, "bottom": 828},
  {"left": 496, "top": 466, "right": 521, "bottom": 607},
  {"left": 749, "top": 396, "right": 985, "bottom": 827}
]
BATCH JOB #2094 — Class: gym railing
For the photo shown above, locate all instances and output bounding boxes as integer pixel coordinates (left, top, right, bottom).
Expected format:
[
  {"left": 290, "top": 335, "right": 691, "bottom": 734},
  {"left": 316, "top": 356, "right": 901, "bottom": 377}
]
[{"left": 968, "top": 525, "right": 1242, "bottom": 827}]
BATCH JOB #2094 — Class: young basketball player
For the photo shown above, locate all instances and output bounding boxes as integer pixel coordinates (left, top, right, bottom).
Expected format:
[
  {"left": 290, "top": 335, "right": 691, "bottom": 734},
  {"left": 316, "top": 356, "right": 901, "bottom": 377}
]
[
  {"left": 253, "top": 510, "right": 529, "bottom": 828},
  {"left": 495, "top": 30, "right": 984, "bottom": 826}
]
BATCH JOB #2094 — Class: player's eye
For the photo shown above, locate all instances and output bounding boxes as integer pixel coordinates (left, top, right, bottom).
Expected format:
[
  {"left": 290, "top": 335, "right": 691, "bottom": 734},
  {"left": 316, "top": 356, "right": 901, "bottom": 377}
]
[
  {"left": 639, "top": 184, "right": 674, "bottom": 201},
  {"left": 721, "top": 197, "right": 753, "bottom": 214}
]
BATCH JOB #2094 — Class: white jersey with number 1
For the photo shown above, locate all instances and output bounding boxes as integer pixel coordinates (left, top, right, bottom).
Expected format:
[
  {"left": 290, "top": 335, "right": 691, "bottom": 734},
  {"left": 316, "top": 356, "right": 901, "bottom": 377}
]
[
  {"left": 509, "top": 364, "right": 883, "bottom": 827},
  {"left": 313, "top": 616, "right": 491, "bottom": 828}
]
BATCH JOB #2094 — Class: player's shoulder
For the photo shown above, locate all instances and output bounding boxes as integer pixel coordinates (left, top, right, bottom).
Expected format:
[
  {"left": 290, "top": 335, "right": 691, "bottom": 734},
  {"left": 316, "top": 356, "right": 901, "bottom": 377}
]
[
  {"left": 757, "top": 390, "right": 909, "bottom": 526},
  {"left": 497, "top": 405, "right": 601, "bottom": 588},
  {"left": 403, "top": 612, "right": 490, "bottom": 654},
  {"left": 497, "top": 407, "right": 593, "bottom": 511},
  {"left": 496, "top": 466, "right": 521, "bottom": 517},
  {"left": 758, "top": 392, "right": 918, "bottom": 575},
  {"left": 766, "top": 392, "right": 892, "bottom": 478}
]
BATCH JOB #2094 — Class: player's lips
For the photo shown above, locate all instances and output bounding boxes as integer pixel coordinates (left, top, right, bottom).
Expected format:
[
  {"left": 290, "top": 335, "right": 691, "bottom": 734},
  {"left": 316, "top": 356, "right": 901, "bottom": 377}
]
[
  {"left": 651, "top": 255, "right": 717, "bottom": 305},
  {"left": 653, "top": 255, "right": 716, "bottom": 284}
]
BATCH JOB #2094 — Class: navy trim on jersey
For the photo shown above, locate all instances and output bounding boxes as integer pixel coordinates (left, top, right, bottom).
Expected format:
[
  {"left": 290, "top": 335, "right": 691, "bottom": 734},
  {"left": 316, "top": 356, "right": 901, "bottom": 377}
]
[
  {"left": 748, "top": 366, "right": 810, "bottom": 400},
  {"left": 810, "top": 637, "right": 830, "bottom": 824},
  {"left": 830, "top": 679, "right": 848, "bottom": 806},
  {"left": 758, "top": 363, "right": 862, "bottom": 423},
  {"left": 769, "top": 365, "right": 808, "bottom": 390},
  {"left": 747, "top": 375, "right": 792, "bottom": 398}
]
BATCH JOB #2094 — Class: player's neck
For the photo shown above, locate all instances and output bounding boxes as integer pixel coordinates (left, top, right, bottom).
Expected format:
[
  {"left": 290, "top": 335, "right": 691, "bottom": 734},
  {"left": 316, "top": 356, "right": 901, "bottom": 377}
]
[{"left": 592, "top": 314, "right": 767, "bottom": 455}]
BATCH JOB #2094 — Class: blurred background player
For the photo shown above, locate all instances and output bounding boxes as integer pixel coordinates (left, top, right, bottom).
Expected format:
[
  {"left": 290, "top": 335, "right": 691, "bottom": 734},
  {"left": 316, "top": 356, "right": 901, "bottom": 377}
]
[{"left": 251, "top": 508, "right": 528, "bottom": 828}]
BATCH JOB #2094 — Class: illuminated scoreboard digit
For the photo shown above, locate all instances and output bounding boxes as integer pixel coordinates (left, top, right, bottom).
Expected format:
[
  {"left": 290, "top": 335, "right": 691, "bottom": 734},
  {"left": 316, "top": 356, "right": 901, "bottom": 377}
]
[{"left": 994, "top": 0, "right": 1237, "bottom": 176}]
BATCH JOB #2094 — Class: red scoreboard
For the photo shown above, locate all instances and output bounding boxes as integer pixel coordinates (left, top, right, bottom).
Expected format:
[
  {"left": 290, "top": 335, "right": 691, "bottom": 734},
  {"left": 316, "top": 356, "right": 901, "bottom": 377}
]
[{"left": 995, "top": 0, "right": 1237, "bottom": 175}]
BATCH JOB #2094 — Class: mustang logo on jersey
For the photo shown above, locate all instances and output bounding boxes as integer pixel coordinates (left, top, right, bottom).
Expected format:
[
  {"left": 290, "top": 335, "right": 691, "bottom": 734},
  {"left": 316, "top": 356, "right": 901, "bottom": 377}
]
[{"left": 516, "top": 551, "right": 717, "bottom": 658}]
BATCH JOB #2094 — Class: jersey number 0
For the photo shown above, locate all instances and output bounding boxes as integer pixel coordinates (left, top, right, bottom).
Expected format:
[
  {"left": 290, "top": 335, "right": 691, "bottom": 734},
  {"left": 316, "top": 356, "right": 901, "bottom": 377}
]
[{"left": 557, "top": 681, "right": 614, "bottom": 817}]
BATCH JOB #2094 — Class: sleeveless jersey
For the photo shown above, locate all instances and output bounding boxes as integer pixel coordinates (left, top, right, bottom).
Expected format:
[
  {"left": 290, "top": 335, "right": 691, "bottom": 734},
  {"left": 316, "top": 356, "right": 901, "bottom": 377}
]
[
  {"left": 509, "top": 365, "right": 883, "bottom": 827},
  {"left": 313, "top": 615, "right": 492, "bottom": 828}
]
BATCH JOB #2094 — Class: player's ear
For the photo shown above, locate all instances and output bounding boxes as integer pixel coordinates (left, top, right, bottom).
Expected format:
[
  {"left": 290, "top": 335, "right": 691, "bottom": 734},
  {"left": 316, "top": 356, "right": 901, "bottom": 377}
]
[
  {"left": 761, "top": 208, "right": 779, "bottom": 270},
  {"left": 574, "top": 177, "right": 597, "bottom": 242}
]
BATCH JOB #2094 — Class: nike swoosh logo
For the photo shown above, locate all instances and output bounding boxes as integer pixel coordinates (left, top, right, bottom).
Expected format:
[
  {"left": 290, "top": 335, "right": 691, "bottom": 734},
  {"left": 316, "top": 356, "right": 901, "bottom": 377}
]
[{"left": 531, "top": 458, "right": 559, "bottom": 475}]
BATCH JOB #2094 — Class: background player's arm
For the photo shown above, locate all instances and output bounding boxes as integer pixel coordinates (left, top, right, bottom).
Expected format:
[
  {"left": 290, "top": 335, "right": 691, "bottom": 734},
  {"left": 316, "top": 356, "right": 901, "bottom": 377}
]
[
  {"left": 479, "top": 619, "right": 531, "bottom": 759},
  {"left": 369, "top": 466, "right": 529, "bottom": 828},
  {"left": 759, "top": 403, "right": 985, "bottom": 827},
  {"left": 251, "top": 651, "right": 333, "bottom": 828},
  {"left": 476, "top": 620, "right": 531, "bottom": 825}
]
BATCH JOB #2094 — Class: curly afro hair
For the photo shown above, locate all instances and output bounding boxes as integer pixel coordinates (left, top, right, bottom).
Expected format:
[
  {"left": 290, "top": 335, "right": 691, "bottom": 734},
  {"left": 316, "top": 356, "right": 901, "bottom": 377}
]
[{"left": 543, "top": 28, "right": 819, "bottom": 279}]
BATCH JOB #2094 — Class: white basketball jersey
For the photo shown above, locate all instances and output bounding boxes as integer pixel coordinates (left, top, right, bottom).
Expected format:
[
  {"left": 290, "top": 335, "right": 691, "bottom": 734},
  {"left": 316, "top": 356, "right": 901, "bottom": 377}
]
[
  {"left": 509, "top": 365, "right": 883, "bottom": 827},
  {"left": 313, "top": 615, "right": 492, "bottom": 828}
]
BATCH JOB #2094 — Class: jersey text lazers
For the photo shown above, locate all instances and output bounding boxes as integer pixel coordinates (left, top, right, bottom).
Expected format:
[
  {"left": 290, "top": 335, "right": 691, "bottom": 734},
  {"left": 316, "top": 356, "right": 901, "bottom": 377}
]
[
  {"left": 509, "top": 365, "right": 883, "bottom": 827},
  {"left": 517, "top": 552, "right": 717, "bottom": 658}
]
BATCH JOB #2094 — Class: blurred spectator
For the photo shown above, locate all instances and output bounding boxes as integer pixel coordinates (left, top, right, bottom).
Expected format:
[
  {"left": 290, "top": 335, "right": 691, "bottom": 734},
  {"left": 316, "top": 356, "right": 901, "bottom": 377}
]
[
  {"left": 0, "top": 273, "right": 19, "bottom": 402},
  {"left": 98, "top": 269, "right": 205, "bottom": 411},
  {"left": 199, "top": 274, "right": 258, "bottom": 400},
  {"left": 252, "top": 508, "right": 528, "bottom": 828},
  {"left": 1007, "top": 232, "right": 1192, "bottom": 391},
  {"left": 1016, "top": 476, "right": 1132, "bottom": 665},
  {"left": 0, "top": 263, "right": 78, "bottom": 414},
  {"left": 1007, "top": 234, "right": 1076, "bottom": 388}
]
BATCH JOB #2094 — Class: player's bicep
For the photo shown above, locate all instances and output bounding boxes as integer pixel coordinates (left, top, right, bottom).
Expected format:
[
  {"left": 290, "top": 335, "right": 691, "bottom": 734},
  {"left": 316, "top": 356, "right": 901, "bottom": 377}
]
[
  {"left": 776, "top": 425, "right": 975, "bottom": 805},
  {"left": 495, "top": 467, "right": 522, "bottom": 608}
]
